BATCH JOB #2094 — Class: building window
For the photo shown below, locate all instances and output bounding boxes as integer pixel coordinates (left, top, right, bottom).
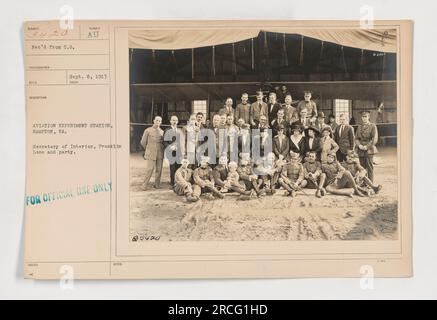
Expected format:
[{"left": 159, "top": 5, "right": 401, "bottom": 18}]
[
  {"left": 334, "top": 99, "right": 350, "bottom": 123},
  {"left": 192, "top": 100, "right": 208, "bottom": 117}
]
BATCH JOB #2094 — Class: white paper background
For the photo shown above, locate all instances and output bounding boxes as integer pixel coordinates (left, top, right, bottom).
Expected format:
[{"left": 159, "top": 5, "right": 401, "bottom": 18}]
[{"left": 1, "top": 0, "right": 436, "bottom": 300}]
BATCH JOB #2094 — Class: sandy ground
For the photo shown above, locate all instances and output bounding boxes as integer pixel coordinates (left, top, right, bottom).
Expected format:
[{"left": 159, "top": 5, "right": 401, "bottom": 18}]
[{"left": 130, "top": 147, "right": 398, "bottom": 241}]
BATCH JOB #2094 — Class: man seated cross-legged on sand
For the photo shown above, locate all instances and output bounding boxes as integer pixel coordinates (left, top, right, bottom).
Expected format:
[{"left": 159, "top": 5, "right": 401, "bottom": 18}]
[
  {"left": 173, "top": 158, "right": 199, "bottom": 202},
  {"left": 213, "top": 156, "right": 251, "bottom": 199},
  {"left": 193, "top": 156, "right": 224, "bottom": 199},
  {"left": 220, "top": 162, "right": 252, "bottom": 200},
  {"left": 237, "top": 154, "right": 264, "bottom": 197},
  {"left": 278, "top": 151, "right": 305, "bottom": 197},
  {"left": 301, "top": 151, "right": 327, "bottom": 198},
  {"left": 256, "top": 152, "right": 281, "bottom": 195},
  {"left": 321, "top": 151, "right": 365, "bottom": 197},
  {"left": 341, "top": 150, "right": 382, "bottom": 196}
]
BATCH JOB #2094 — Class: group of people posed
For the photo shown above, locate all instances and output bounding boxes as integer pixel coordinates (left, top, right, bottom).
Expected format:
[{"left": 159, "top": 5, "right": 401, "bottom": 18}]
[{"left": 139, "top": 90, "right": 382, "bottom": 202}]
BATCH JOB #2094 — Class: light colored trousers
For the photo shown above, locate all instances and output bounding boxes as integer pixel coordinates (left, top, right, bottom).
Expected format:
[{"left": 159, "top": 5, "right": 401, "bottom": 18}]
[{"left": 143, "top": 159, "right": 163, "bottom": 187}]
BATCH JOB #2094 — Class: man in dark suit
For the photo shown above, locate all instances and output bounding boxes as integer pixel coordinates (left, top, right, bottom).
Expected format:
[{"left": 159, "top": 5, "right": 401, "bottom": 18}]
[
  {"left": 235, "top": 93, "right": 251, "bottom": 125},
  {"left": 250, "top": 91, "right": 268, "bottom": 128},
  {"left": 219, "top": 97, "right": 235, "bottom": 118},
  {"left": 334, "top": 113, "right": 355, "bottom": 162},
  {"left": 273, "top": 125, "right": 290, "bottom": 159},
  {"left": 328, "top": 114, "right": 338, "bottom": 132},
  {"left": 163, "top": 115, "right": 185, "bottom": 189},
  {"left": 271, "top": 108, "right": 289, "bottom": 137},
  {"left": 267, "top": 92, "right": 282, "bottom": 126},
  {"left": 291, "top": 107, "right": 311, "bottom": 133}
]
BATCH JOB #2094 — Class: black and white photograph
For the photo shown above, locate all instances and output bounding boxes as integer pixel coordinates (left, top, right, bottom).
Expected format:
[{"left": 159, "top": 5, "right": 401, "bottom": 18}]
[{"left": 129, "top": 27, "right": 398, "bottom": 242}]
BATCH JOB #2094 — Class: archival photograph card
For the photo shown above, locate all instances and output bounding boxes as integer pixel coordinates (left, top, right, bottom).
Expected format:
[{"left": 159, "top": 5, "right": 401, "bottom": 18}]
[{"left": 23, "top": 20, "right": 412, "bottom": 279}]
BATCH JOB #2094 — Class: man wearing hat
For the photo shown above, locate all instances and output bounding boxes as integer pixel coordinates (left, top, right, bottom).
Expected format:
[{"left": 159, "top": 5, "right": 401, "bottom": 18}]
[
  {"left": 328, "top": 114, "right": 338, "bottom": 132},
  {"left": 297, "top": 91, "right": 318, "bottom": 123},
  {"left": 355, "top": 111, "right": 378, "bottom": 182},
  {"left": 278, "top": 151, "right": 305, "bottom": 197},
  {"left": 341, "top": 150, "right": 382, "bottom": 195}
]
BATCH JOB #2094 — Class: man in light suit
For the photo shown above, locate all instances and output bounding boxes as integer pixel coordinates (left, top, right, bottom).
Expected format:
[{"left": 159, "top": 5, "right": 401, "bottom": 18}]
[
  {"left": 250, "top": 91, "right": 268, "bottom": 128},
  {"left": 140, "top": 116, "right": 165, "bottom": 190},
  {"left": 334, "top": 113, "right": 355, "bottom": 163}
]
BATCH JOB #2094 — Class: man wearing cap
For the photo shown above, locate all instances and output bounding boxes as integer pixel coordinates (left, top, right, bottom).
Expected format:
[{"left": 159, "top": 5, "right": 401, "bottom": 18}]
[
  {"left": 193, "top": 156, "right": 224, "bottom": 199},
  {"left": 334, "top": 113, "right": 355, "bottom": 163},
  {"left": 355, "top": 111, "right": 378, "bottom": 182},
  {"left": 267, "top": 92, "right": 282, "bottom": 125},
  {"left": 297, "top": 91, "right": 318, "bottom": 123},
  {"left": 140, "top": 116, "right": 165, "bottom": 190},
  {"left": 235, "top": 93, "right": 251, "bottom": 125},
  {"left": 273, "top": 125, "right": 290, "bottom": 159},
  {"left": 250, "top": 91, "right": 268, "bottom": 128},
  {"left": 174, "top": 158, "right": 199, "bottom": 202}
]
